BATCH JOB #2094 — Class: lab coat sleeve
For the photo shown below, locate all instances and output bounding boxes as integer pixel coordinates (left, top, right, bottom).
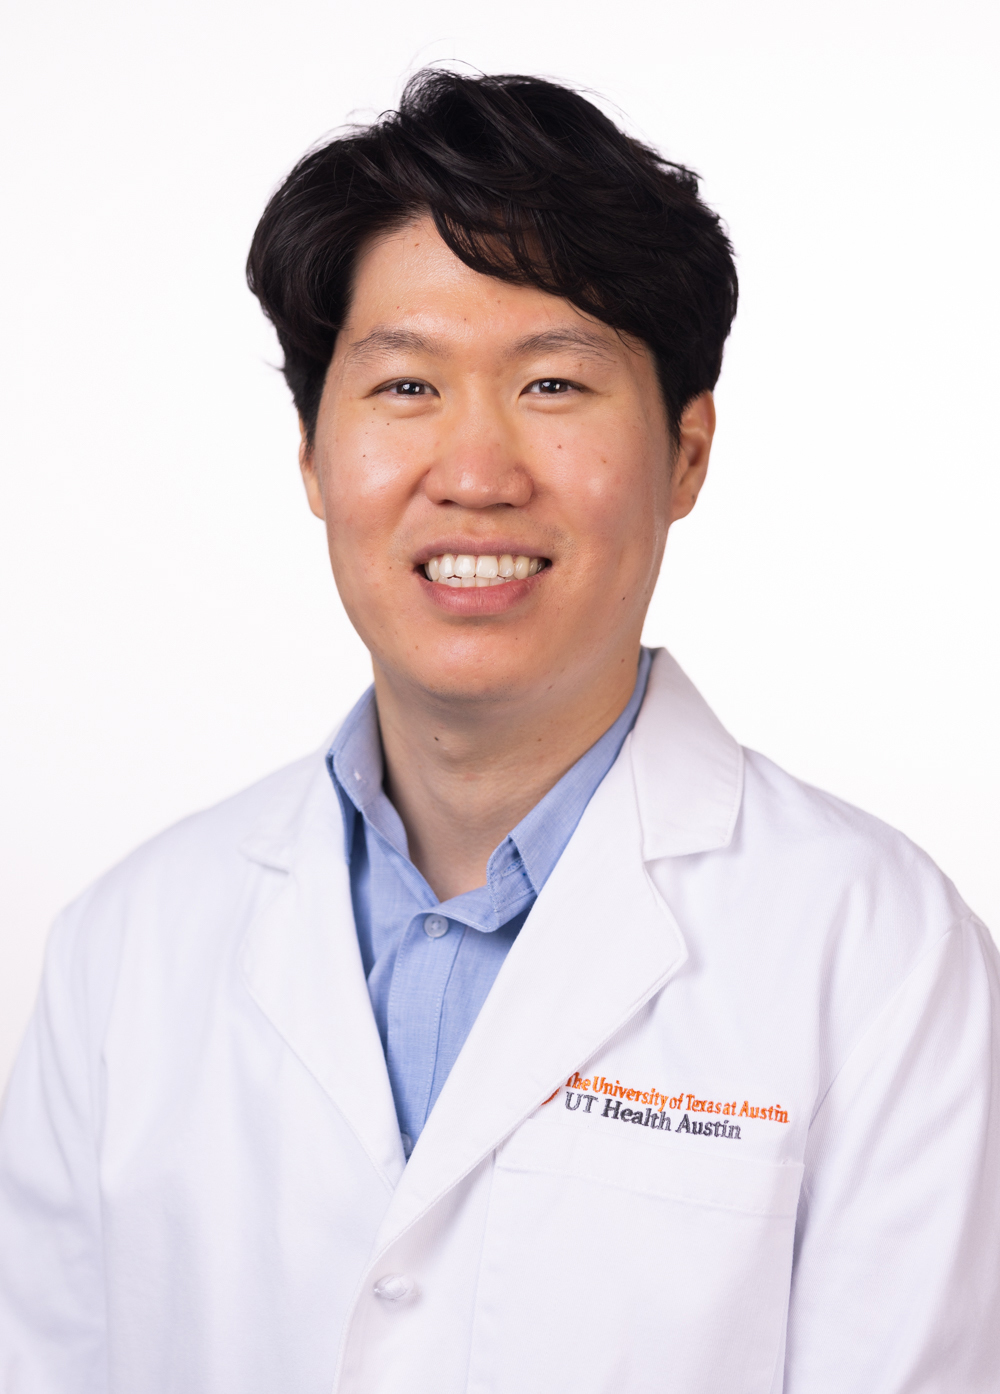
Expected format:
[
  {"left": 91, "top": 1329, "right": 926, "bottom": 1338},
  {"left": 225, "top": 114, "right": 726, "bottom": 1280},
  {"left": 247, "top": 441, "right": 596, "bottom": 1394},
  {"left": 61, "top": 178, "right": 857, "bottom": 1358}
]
[
  {"left": 0, "top": 904, "right": 112, "bottom": 1394},
  {"left": 783, "top": 916, "right": 1000, "bottom": 1392}
]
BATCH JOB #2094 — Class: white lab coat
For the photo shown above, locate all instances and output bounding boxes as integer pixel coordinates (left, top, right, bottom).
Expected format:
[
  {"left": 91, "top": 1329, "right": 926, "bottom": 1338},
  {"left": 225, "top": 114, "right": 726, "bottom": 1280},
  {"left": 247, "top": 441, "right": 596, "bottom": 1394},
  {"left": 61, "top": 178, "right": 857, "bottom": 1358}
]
[{"left": 1, "top": 649, "right": 998, "bottom": 1393}]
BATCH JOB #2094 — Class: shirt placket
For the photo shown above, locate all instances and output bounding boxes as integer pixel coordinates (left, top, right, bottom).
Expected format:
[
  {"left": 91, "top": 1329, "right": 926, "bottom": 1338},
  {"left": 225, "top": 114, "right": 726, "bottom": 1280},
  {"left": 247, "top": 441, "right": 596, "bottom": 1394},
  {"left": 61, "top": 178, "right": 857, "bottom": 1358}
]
[{"left": 384, "top": 912, "right": 467, "bottom": 1150}]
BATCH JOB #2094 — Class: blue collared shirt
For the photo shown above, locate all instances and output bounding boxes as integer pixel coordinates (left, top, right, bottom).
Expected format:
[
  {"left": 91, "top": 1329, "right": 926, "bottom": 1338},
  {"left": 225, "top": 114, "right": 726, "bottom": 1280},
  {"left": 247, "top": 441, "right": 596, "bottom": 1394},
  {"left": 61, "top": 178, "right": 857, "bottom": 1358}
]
[{"left": 326, "top": 647, "right": 652, "bottom": 1155}]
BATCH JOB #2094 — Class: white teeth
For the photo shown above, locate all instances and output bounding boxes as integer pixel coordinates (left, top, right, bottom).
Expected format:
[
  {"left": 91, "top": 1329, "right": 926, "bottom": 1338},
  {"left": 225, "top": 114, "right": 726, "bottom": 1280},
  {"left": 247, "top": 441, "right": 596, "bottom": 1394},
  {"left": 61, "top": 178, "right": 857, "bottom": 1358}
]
[
  {"left": 422, "top": 553, "right": 547, "bottom": 586},
  {"left": 454, "top": 554, "right": 476, "bottom": 579}
]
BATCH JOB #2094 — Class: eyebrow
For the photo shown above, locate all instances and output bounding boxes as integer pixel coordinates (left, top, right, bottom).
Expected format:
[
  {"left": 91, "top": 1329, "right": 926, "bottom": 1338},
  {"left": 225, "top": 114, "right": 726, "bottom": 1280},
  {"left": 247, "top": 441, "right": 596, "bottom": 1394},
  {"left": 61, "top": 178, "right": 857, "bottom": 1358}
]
[
  {"left": 344, "top": 328, "right": 433, "bottom": 363},
  {"left": 504, "top": 328, "right": 618, "bottom": 364},
  {"left": 344, "top": 324, "right": 619, "bottom": 366}
]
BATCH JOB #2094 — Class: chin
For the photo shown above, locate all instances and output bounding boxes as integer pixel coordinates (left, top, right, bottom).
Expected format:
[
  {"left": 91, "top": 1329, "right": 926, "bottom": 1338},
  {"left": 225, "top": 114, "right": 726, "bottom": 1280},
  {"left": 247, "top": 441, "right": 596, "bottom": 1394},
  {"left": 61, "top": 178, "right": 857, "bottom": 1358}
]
[{"left": 389, "top": 635, "right": 548, "bottom": 706}]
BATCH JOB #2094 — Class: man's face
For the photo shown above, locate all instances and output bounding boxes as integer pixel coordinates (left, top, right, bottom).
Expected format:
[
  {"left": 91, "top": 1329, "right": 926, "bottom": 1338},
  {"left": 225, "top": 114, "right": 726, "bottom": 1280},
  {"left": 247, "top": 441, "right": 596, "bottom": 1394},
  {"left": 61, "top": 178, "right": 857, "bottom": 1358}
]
[{"left": 302, "top": 214, "right": 708, "bottom": 706}]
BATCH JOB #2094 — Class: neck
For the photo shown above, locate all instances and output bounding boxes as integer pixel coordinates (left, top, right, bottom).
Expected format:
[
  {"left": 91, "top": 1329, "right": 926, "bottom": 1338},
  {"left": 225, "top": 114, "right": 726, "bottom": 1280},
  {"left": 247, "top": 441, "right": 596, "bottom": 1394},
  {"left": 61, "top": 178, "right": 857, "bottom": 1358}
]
[{"left": 374, "top": 649, "right": 642, "bottom": 902}]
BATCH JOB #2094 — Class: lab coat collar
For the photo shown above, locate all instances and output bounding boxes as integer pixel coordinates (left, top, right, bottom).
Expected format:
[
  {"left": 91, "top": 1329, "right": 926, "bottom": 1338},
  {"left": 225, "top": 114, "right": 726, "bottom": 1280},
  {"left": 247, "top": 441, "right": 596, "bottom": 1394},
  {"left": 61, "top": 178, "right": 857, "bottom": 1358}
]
[
  {"left": 631, "top": 647, "right": 744, "bottom": 860},
  {"left": 236, "top": 648, "right": 744, "bottom": 1243}
]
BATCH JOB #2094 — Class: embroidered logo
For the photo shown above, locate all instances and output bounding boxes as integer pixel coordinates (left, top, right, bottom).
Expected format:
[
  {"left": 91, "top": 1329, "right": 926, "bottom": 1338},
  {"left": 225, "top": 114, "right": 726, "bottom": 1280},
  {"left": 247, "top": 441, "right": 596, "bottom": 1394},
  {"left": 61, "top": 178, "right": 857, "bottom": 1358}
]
[{"left": 551, "top": 1071, "right": 790, "bottom": 1143}]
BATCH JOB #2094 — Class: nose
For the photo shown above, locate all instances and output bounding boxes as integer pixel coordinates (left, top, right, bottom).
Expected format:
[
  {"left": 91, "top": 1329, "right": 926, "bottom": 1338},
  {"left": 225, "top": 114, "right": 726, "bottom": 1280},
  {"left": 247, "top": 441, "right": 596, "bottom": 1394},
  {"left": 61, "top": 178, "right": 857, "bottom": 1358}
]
[{"left": 423, "top": 405, "right": 534, "bottom": 511}]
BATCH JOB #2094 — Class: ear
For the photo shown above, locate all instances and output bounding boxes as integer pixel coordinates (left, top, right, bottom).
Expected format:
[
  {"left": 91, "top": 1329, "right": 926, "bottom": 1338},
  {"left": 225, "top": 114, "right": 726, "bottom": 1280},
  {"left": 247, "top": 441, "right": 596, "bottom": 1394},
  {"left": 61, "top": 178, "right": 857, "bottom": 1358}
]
[
  {"left": 298, "top": 417, "right": 326, "bottom": 521},
  {"left": 668, "top": 391, "right": 716, "bottom": 525}
]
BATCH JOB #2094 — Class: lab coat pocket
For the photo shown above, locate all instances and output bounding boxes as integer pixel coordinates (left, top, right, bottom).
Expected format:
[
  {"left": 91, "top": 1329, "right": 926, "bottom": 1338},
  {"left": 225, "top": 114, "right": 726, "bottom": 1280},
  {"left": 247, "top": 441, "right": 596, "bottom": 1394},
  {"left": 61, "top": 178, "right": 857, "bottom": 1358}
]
[{"left": 468, "top": 1119, "right": 802, "bottom": 1394}]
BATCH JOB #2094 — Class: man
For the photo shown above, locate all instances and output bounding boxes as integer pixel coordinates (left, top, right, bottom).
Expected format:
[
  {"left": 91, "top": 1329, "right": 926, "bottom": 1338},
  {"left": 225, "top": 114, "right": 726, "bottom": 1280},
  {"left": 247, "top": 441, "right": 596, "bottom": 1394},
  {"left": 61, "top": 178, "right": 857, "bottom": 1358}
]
[{"left": 0, "top": 69, "right": 997, "bottom": 1393}]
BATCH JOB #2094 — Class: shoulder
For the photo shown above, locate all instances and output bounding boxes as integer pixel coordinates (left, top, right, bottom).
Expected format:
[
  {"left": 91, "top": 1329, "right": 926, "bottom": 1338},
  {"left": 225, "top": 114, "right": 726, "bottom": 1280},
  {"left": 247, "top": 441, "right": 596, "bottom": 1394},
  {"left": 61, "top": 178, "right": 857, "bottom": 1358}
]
[
  {"left": 25, "top": 749, "right": 335, "bottom": 1065},
  {"left": 729, "top": 752, "right": 989, "bottom": 1061},
  {"left": 738, "top": 746, "right": 968, "bottom": 926},
  {"left": 49, "top": 748, "right": 334, "bottom": 976},
  {"left": 634, "top": 652, "right": 970, "bottom": 935},
  {"left": 94, "top": 749, "right": 326, "bottom": 896},
  {"left": 665, "top": 747, "right": 994, "bottom": 1092}
]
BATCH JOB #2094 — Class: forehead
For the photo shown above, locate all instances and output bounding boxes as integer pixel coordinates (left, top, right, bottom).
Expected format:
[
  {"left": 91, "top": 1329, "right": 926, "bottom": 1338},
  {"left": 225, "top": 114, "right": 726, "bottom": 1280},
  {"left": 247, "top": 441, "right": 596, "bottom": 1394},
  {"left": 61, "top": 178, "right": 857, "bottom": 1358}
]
[{"left": 338, "top": 214, "right": 641, "bottom": 368}]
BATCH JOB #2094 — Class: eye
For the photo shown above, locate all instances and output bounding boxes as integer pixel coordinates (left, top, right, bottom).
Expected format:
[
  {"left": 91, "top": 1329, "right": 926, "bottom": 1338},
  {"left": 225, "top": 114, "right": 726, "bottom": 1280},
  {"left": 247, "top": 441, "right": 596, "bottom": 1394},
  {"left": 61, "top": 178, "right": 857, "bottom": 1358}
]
[
  {"left": 380, "top": 379, "right": 436, "bottom": 398},
  {"left": 524, "top": 378, "right": 579, "bottom": 396}
]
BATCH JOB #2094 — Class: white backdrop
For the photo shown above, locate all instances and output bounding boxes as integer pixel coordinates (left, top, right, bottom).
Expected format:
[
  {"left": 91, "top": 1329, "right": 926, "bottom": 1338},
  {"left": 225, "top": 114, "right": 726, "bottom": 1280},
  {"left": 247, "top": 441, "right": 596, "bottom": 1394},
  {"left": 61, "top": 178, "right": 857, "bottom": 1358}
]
[{"left": 1, "top": 0, "right": 997, "bottom": 1088}]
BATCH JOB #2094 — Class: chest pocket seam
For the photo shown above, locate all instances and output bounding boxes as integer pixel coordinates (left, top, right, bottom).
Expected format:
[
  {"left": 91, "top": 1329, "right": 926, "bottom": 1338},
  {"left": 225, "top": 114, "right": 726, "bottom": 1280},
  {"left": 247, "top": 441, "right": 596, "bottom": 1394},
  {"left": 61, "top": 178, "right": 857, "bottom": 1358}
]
[{"left": 497, "top": 1118, "right": 803, "bottom": 1218}]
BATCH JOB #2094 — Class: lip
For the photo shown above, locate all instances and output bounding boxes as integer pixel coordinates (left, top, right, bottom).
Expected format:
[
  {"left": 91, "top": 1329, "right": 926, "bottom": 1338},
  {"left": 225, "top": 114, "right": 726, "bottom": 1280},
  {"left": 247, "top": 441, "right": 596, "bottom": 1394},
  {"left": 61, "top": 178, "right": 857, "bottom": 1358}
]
[{"left": 416, "top": 567, "right": 547, "bottom": 616}]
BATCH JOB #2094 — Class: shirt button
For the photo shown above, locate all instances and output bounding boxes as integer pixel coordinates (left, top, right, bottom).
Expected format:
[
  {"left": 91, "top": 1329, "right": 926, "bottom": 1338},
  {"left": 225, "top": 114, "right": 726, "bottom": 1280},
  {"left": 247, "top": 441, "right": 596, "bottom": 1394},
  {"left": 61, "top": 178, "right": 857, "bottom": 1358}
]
[
  {"left": 400, "top": 1132, "right": 413, "bottom": 1158},
  {"left": 424, "top": 914, "right": 449, "bottom": 939},
  {"left": 373, "top": 1273, "right": 417, "bottom": 1302}
]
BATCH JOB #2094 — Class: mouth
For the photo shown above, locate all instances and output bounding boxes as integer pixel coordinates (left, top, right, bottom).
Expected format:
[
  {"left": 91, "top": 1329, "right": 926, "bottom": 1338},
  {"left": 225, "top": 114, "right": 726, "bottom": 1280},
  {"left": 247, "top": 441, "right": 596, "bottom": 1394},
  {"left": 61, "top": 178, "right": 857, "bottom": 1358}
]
[{"left": 420, "top": 552, "right": 549, "bottom": 588}]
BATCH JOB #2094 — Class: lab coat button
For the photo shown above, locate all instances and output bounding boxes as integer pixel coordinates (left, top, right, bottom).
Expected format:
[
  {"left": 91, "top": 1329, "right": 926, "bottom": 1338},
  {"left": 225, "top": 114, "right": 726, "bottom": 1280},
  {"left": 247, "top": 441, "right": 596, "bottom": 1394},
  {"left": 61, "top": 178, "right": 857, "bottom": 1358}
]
[
  {"left": 373, "top": 1273, "right": 417, "bottom": 1302},
  {"left": 424, "top": 914, "right": 449, "bottom": 938}
]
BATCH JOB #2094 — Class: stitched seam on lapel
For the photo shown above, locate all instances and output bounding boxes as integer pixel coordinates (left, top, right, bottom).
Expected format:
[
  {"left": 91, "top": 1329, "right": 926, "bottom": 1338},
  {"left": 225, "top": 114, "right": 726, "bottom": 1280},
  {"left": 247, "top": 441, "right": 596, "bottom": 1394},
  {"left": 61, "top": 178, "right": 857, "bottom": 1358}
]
[
  {"left": 462, "top": 1150, "right": 502, "bottom": 1393},
  {"left": 722, "top": 743, "right": 746, "bottom": 849},
  {"left": 238, "top": 950, "right": 397, "bottom": 1196},
  {"left": 237, "top": 869, "right": 399, "bottom": 1196}
]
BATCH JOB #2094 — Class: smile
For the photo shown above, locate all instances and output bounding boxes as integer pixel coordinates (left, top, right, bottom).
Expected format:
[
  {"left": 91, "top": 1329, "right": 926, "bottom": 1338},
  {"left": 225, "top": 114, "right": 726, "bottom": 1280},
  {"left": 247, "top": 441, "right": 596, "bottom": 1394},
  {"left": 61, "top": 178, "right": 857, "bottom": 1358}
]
[{"left": 423, "top": 553, "right": 547, "bottom": 587}]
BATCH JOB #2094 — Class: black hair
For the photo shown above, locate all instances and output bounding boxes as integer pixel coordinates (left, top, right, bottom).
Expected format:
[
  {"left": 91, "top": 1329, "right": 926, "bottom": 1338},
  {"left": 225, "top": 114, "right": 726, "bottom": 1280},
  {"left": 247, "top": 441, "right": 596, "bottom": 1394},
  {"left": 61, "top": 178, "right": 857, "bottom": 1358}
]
[{"left": 247, "top": 69, "right": 737, "bottom": 445}]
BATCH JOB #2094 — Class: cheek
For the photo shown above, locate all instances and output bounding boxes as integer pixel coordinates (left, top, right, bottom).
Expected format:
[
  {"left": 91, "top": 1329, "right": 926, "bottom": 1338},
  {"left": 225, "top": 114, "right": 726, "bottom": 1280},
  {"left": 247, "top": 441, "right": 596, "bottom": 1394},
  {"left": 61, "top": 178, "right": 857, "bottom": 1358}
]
[
  {"left": 317, "top": 444, "right": 410, "bottom": 642},
  {"left": 543, "top": 424, "right": 666, "bottom": 555},
  {"left": 317, "top": 419, "right": 418, "bottom": 555}
]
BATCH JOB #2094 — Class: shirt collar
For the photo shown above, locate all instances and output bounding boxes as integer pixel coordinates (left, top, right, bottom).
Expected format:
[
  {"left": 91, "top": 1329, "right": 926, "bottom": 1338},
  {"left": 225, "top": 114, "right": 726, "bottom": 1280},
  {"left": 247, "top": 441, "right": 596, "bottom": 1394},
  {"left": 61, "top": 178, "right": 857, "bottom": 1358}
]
[
  {"left": 241, "top": 648, "right": 744, "bottom": 875},
  {"left": 327, "top": 688, "right": 407, "bottom": 862},
  {"left": 326, "top": 648, "right": 653, "bottom": 909}
]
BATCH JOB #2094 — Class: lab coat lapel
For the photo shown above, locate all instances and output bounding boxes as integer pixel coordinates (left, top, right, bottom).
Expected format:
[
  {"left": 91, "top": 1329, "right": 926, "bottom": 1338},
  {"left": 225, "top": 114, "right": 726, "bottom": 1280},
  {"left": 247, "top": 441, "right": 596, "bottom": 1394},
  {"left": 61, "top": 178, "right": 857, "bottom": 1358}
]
[
  {"left": 239, "top": 759, "right": 404, "bottom": 1188},
  {"left": 234, "top": 649, "right": 744, "bottom": 1239},
  {"left": 373, "top": 736, "right": 687, "bottom": 1249}
]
